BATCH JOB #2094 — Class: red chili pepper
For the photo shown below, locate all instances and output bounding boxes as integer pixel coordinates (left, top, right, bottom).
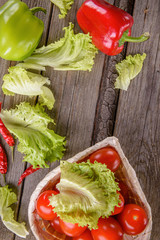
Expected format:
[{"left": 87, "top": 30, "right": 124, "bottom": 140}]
[
  {"left": 77, "top": 0, "right": 150, "bottom": 55},
  {"left": 0, "top": 102, "right": 15, "bottom": 147},
  {"left": 0, "top": 143, "right": 7, "bottom": 174},
  {"left": 18, "top": 165, "right": 40, "bottom": 185}
]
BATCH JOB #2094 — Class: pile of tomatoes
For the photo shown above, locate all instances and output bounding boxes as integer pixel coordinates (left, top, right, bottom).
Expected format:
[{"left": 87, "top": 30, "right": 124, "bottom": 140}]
[{"left": 36, "top": 147, "right": 148, "bottom": 240}]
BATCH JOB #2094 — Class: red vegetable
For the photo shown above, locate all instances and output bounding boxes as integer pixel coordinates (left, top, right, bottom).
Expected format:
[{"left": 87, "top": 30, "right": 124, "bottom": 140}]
[
  {"left": 111, "top": 192, "right": 124, "bottom": 215},
  {"left": 36, "top": 190, "right": 58, "bottom": 220},
  {"left": 0, "top": 102, "right": 14, "bottom": 147},
  {"left": 73, "top": 229, "right": 93, "bottom": 240},
  {"left": 18, "top": 165, "right": 40, "bottom": 185},
  {"left": 91, "top": 217, "right": 123, "bottom": 240},
  {"left": 89, "top": 147, "right": 121, "bottom": 172},
  {"left": 117, "top": 204, "right": 148, "bottom": 235},
  {"left": 0, "top": 143, "right": 7, "bottom": 174},
  {"left": 50, "top": 217, "right": 64, "bottom": 234},
  {"left": 59, "top": 219, "right": 87, "bottom": 237},
  {"left": 77, "top": 0, "right": 149, "bottom": 56}
]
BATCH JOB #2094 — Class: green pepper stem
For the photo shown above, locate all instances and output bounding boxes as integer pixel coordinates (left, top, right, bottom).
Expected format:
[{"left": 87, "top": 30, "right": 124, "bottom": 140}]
[
  {"left": 119, "top": 31, "right": 150, "bottom": 47},
  {"left": 30, "top": 7, "right": 46, "bottom": 15}
]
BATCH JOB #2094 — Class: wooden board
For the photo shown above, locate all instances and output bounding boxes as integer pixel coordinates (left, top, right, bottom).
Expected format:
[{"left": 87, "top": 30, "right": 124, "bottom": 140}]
[{"left": 0, "top": 0, "right": 159, "bottom": 239}]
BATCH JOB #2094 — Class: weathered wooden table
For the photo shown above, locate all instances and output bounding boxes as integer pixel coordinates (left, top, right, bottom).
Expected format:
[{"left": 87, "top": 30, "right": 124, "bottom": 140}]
[{"left": 0, "top": 0, "right": 159, "bottom": 239}]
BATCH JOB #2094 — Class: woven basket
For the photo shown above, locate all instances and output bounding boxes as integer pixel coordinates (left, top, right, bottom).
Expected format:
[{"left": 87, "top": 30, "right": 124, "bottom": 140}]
[{"left": 28, "top": 137, "right": 152, "bottom": 240}]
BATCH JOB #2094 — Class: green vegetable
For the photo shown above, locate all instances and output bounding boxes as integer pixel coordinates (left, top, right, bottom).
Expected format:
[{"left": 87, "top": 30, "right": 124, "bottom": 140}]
[
  {"left": 0, "top": 185, "right": 28, "bottom": 238},
  {"left": 18, "top": 23, "right": 98, "bottom": 72},
  {"left": 0, "top": 0, "right": 46, "bottom": 61},
  {"left": 114, "top": 53, "right": 146, "bottom": 90},
  {"left": 49, "top": 161, "right": 119, "bottom": 229},
  {"left": 0, "top": 102, "right": 66, "bottom": 168},
  {"left": 50, "top": 0, "right": 74, "bottom": 19},
  {"left": 2, "top": 67, "right": 55, "bottom": 110}
]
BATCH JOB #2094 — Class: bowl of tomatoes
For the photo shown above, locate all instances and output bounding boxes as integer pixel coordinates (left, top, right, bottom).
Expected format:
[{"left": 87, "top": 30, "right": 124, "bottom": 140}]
[{"left": 28, "top": 137, "right": 152, "bottom": 240}]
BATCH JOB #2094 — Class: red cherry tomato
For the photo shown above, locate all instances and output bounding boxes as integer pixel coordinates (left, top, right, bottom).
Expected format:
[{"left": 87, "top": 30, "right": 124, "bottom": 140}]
[
  {"left": 89, "top": 147, "right": 121, "bottom": 172},
  {"left": 36, "top": 190, "right": 58, "bottom": 220},
  {"left": 91, "top": 217, "right": 123, "bottom": 240},
  {"left": 50, "top": 217, "right": 64, "bottom": 234},
  {"left": 59, "top": 219, "right": 87, "bottom": 237},
  {"left": 117, "top": 181, "right": 129, "bottom": 203},
  {"left": 73, "top": 229, "right": 93, "bottom": 240},
  {"left": 117, "top": 204, "right": 148, "bottom": 235},
  {"left": 112, "top": 192, "right": 124, "bottom": 215}
]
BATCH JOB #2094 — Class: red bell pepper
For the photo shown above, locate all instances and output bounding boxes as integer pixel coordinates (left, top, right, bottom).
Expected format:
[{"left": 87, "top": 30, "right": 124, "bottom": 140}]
[{"left": 77, "top": 0, "right": 150, "bottom": 55}]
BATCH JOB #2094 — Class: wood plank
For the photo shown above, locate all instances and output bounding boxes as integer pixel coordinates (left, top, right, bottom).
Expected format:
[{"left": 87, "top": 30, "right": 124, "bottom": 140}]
[
  {"left": 113, "top": 0, "right": 160, "bottom": 239},
  {"left": 92, "top": 0, "right": 135, "bottom": 143}
]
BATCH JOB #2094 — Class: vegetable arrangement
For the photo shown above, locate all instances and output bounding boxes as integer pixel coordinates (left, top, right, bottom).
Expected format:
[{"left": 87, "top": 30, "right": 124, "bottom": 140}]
[
  {"left": 28, "top": 137, "right": 152, "bottom": 240},
  {"left": 0, "top": 0, "right": 151, "bottom": 239}
]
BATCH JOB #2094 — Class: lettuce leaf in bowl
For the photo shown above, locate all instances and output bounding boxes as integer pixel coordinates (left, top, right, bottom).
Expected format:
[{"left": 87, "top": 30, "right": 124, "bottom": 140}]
[
  {"left": 49, "top": 160, "right": 119, "bottom": 229},
  {"left": 0, "top": 102, "right": 66, "bottom": 168}
]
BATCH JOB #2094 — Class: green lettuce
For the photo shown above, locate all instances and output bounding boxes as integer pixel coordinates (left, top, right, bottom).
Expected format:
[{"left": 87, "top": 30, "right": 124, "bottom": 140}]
[
  {"left": 18, "top": 23, "right": 98, "bottom": 72},
  {"left": 49, "top": 161, "right": 119, "bottom": 229},
  {"left": 114, "top": 53, "right": 146, "bottom": 90},
  {"left": 2, "top": 66, "right": 55, "bottom": 110},
  {"left": 0, "top": 185, "right": 29, "bottom": 238},
  {"left": 0, "top": 102, "right": 66, "bottom": 168},
  {"left": 50, "top": 0, "right": 74, "bottom": 18}
]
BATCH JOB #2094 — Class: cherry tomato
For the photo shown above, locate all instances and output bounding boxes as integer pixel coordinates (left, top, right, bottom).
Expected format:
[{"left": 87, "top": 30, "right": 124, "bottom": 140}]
[
  {"left": 112, "top": 192, "right": 124, "bottom": 215},
  {"left": 89, "top": 147, "right": 121, "bottom": 172},
  {"left": 59, "top": 219, "right": 87, "bottom": 237},
  {"left": 117, "top": 181, "right": 129, "bottom": 203},
  {"left": 91, "top": 217, "right": 123, "bottom": 240},
  {"left": 73, "top": 229, "right": 93, "bottom": 240},
  {"left": 36, "top": 190, "right": 58, "bottom": 220},
  {"left": 117, "top": 204, "right": 148, "bottom": 235},
  {"left": 50, "top": 217, "right": 64, "bottom": 234}
]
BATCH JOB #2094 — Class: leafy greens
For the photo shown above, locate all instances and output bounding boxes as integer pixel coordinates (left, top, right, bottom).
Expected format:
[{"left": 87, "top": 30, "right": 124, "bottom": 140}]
[
  {"left": 114, "top": 53, "right": 146, "bottom": 90},
  {"left": 0, "top": 185, "right": 29, "bottom": 238},
  {"left": 0, "top": 102, "right": 66, "bottom": 168},
  {"left": 50, "top": 0, "right": 74, "bottom": 19},
  {"left": 49, "top": 161, "right": 119, "bottom": 229},
  {"left": 18, "top": 23, "right": 98, "bottom": 72},
  {"left": 2, "top": 66, "right": 55, "bottom": 110}
]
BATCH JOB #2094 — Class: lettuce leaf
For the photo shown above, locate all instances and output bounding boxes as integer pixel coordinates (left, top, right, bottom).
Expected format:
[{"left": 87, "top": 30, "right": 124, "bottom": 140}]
[
  {"left": 19, "top": 23, "right": 98, "bottom": 72},
  {"left": 50, "top": 0, "right": 74, "bottom": 19},
  {"left": 0, "top": 102, "right": 66, "bottom": 168},
  {"left": 2, "top": 66, "right": 55, "bottom": 110},
  {"left": 49, "top": 161, "right": 119, "bottom": 229},
  {"left": 114, "top": 53, "right": 146, "bottom": 90},
  {"left": 0, "top": 185, "right": 29, "bottom": 238}
]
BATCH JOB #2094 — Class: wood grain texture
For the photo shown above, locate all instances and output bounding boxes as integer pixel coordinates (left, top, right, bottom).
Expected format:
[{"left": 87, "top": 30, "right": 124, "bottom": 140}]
[
  {"left": 113, "top": 0, "right": 160, "bottom": 239},
  {"left": 92, "top": 0, "right": 135, "bottom": 143},
  {"left": 0, "top": 0, "right": 159, "bottom": 239}
]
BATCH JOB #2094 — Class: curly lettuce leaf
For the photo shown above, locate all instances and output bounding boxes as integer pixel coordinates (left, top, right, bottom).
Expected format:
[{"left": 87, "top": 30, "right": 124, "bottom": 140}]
[
  {"left": 49, "top": 161, "right": 119, "bottom": 229},
  {"left": 50, "top": 0, "right": 74, "bottom": 19},
  {"left": 2, "top": 66, "right": 54, "bottom": 110},
  {"left": 114, "top": 53, "right": 146, "bottom": 90},
  {"left": 1, "top": 102, "right": 65, "bottom": 168},
  {"left": 19, "top": 23, "right": 98, "bottom": 72},
  {"left": 0, "top": 186, "right": 28, "bottom": 238}
]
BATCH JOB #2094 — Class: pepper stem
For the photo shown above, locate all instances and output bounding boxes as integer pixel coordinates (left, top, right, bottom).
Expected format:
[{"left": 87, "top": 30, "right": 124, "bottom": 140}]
[
  {"left": 30, "top": 7, "right": 47, "bottom": 15},
  {"left": 119, "top": 30, "right": 150, "bottom": 47}
]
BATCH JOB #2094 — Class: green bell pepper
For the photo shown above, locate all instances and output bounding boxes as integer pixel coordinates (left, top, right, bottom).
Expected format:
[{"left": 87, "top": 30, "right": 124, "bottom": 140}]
[{"left": 0, "top": 0, "right": 46, "bottom": 61}]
